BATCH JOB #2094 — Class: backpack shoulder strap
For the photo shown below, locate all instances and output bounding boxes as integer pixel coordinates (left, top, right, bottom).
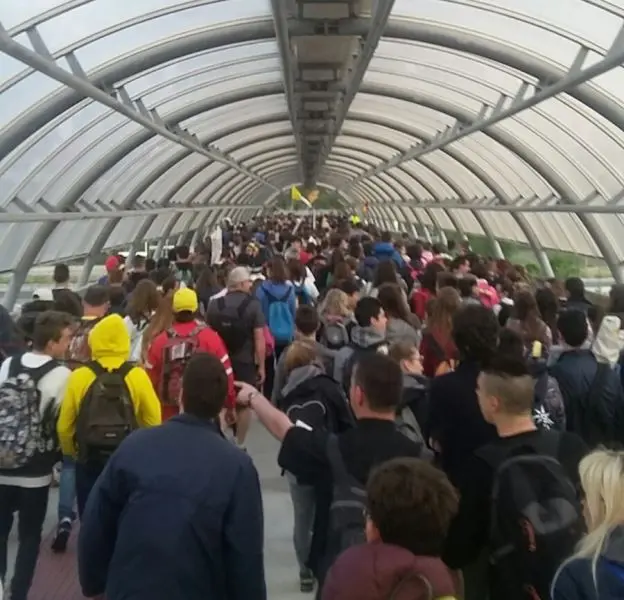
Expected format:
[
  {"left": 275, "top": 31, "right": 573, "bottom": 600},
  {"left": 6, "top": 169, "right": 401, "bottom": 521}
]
[
  {"left": 217, "top": 297, "right": 226, "bottom": 312},
  {"left": 7, "top": 354, "right": 24, "bottom": 378},
  {"left": 326, "top": 434, "right": 350, "bottom": 482},
  {"left": 31, "top": 358, "right": 61, "bottom": 382},
  {"left": 114, "top": 361, "right": 135, "bottom": 380},
  {"left": 237, "top": 294, "right": 254, "bottom": 317},
  {"left": 85, "top": 361, "right": 107, "bottom": 377},
  {"left": 262, "top": 284, "right": 276, "bottom": 302}
]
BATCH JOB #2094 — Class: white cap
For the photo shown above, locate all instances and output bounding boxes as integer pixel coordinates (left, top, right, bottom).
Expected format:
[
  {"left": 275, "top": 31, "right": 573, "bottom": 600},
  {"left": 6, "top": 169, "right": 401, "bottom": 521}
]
[{"left": 32, "top": 288, "right": 54, "bottom": 302}]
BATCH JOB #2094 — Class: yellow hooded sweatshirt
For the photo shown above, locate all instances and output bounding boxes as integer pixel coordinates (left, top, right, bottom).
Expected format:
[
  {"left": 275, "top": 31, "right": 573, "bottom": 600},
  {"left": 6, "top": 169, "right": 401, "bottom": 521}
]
[{"left": 57, "top": 313, "right": 162, "bottom": 458}]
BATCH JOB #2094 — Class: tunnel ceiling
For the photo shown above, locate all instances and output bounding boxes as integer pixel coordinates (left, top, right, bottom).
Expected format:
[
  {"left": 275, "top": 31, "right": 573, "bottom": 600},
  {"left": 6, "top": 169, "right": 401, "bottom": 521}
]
[{"left": 1, "top": 0, "right": 624, "bottom": 298}]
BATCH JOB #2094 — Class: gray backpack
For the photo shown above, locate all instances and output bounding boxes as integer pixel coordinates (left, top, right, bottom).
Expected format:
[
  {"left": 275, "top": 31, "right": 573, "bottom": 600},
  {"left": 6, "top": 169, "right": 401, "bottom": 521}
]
[
  {"left": 321, "top": 320, "right": 350, "bottom": 351},
  {"left": 396, "top": 405, "right": 425, "bottom": 445},
  {"left": 326, "top": 435, "right": 367, "bottom": 558},
  {"left": 75, "top": 362, "right": 138, "bottom": 462},
  {"left": 0, "top": 356, "right": 59, "bottom": 469}
]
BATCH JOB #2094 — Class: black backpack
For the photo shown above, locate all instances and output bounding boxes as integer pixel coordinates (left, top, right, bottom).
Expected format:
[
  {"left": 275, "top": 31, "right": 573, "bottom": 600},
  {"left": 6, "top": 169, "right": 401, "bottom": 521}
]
[
  {"left": 75, "top": 362, "right": 138, "bottom": 463},
  {"left": 477, "top": 432, "right": 584, "bottom": 600},
  {"left": 326, "top": 435, "right": 367, "bottom": 559},
  {"left": 573, "top": 362, "right": 622, "bottom": 446},
  {"left": 208, "top": 296, "right": 253, "bottom": 356},
  {"left": 279, "top": 375, "right": 339, "bottom": 434}
]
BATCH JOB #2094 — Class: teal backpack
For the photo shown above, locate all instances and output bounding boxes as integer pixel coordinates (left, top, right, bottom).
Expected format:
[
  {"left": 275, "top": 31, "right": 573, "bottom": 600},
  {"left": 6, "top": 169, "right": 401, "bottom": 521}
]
[{"left": 264, "top": 286, "right": 294, "bottom": 344}]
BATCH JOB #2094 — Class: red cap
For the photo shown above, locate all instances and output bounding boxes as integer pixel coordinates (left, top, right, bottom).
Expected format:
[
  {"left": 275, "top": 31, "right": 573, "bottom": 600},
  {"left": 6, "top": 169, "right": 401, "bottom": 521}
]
[{"left": 104, "top": 256, "right": 121, "bottom": 272}]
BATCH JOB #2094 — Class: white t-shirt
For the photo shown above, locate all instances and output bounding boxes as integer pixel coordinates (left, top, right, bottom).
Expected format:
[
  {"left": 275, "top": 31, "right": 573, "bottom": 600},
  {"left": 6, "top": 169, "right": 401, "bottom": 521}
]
[
  {"left": 0, "top": 353, "right": 71, "bottom": 488},
  {"left": 124, "top": 315, "right": 152, "bottom": 362}
]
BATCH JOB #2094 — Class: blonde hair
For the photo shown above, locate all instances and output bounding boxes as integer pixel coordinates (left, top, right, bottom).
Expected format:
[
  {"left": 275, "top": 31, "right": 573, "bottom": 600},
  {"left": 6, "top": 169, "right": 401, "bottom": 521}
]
[
  {"left": 554, "top": 449, "right": 624, "bottom": 593},
  {"left": 320, "top": 288, "right": 351, "bottom": 318},
  {"left": 284, "top": 341, "right": 318, "bottom": 375}
]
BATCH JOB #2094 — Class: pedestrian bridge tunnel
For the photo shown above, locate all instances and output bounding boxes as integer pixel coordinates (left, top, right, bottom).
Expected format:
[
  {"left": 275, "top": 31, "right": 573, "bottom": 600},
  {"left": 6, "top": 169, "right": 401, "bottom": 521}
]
[{"left": 1, "top": 1, "right": 624, "bottom": 309}]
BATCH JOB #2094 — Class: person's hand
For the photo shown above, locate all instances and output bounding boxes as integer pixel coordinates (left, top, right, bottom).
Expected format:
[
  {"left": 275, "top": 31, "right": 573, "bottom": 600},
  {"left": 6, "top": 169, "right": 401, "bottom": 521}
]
[
  {"left": 256, "top": 365, "right": 266, "bottom": 386},
  {"left": 235, "top": 381, "right": 259, "bottom": 408}
]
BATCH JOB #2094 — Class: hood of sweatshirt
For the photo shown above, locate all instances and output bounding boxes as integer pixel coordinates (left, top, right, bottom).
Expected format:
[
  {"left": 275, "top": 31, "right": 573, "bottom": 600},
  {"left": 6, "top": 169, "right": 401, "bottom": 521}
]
[
  {"left": 402, "top": 373, "right": 427, "bottom": 391},
  {"left": 387, "top": 318, "right": 421, "bottom": 344},
  {"left": 322, "top": 542, "right": 458, "bottom": 600},
  {"left": 281, "top": 363, "right": 325, "bottom": 397},
  {"left": 362, "top": 255, "right": 379, "bottom": 268},
  {"left": 88, "top": 313, "right": 130, "bottom": 362},
  {"left": 350, "top": 325, "right": 387, "bottom": 350},
  {"left": 373, "top": 242, "right": 396, "bottom": 258},
  {"left": 593, "top": 315, "right": 622, "bottom": 366}
]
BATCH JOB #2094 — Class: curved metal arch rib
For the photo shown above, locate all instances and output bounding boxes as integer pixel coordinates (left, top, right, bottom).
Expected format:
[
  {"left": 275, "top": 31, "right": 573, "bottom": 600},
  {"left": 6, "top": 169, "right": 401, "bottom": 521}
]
[{"left": 8, "top": 16, "right": 623, "bottom": 302}]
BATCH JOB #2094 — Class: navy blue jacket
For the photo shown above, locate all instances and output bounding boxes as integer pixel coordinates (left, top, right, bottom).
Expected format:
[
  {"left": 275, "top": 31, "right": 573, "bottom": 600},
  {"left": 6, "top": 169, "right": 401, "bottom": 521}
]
[
  {"left": 552, "top": 526, "right": 624, "bottom": 600},
  {"left": 550, "top": 349, "right": 624, "bottom": 444},
  {"left": 78, "top": 414, "right": 266, "bottom": 600}
]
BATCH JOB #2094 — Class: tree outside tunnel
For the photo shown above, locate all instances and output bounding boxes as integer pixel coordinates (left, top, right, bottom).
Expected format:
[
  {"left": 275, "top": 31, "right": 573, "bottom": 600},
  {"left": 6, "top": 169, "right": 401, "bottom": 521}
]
[{"left": 463, "top": 235, "right": 609, "bottom": 279}]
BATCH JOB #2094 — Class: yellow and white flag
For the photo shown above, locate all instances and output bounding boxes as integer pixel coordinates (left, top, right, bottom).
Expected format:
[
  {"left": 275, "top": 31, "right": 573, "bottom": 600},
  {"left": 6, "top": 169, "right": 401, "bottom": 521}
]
[{"left": 290, "top": 186, "right": 312, "bottom": 208}]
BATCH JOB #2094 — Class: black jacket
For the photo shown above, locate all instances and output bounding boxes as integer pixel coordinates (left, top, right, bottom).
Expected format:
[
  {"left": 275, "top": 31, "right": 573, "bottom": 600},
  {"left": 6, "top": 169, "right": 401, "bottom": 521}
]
[
  {"left": 550, "top": 349, "right": 624, "bottom": 444},
  {"left": 427, "top": 361, "right": 498, "bottom": 487}
]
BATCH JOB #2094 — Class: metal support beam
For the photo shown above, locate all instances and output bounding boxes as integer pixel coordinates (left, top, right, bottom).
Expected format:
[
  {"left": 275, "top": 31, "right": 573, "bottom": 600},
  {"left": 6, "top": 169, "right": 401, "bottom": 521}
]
[
  {"left": 309, "top": 0, "right": 396, "bottom": 184},
  {"left": 0, "top": 23, "right": 276, "bottom": 191},
  {"left": 347, "top": 24, "right": 624, "bottom": 184},
  {"left": 269, "top": 0, "right": 304, "bottom": 180}
]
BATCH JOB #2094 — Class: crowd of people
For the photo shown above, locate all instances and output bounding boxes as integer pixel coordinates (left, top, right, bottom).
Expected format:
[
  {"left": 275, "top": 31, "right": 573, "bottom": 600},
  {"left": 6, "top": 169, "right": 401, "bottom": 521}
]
[{"left": 0, "top": 214, "right": 623, "bottom": 600}]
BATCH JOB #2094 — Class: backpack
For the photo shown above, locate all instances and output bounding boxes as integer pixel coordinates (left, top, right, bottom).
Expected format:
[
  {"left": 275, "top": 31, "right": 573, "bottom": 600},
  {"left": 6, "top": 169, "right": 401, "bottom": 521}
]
[
  {"left": 74, "top": 362, "right": 138, "bottom": 463},
  {"left": 574, "top": 362, "right": 621, "bottom": 446},
  {"left": 280, "top": 375, "right": 339, "bottom": 433},
  {"left": 0, "top": 357, "right": 60, "bottom": 469},
  {"left": 341, "top": 341, "right": 388, "bottom": 394},
  {"left": 477, "top": 433, "right": 584, "bottom": 600},
  {"left": 264, "top": 285, "right": 294, "bottom": 344},
  {"left": 67, "top": 318, "right": 101, "bottom": 370},
  {"left": 326, "top": 434, "right": 367, "bottom": 558},
  {"left": 320, "top": 320, "right": 350, "bottom": 351},
  {"left": 159, "top": 323, "right": 205, "bottom": 405},
  {"left": 396, "top": 404, "right": 425, "bottom": 445},
  {"left": 209, "top": 296, "right": 253, "bottom": 356}
]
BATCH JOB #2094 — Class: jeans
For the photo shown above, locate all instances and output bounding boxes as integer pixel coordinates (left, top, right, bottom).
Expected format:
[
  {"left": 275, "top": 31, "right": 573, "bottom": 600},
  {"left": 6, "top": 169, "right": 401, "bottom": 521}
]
[
  {"left": 58, "top": 456, "right": 76, "bottom": 522},
  {"left": 75, "top": 461, "right": 105, "bottom": 519},
  {"left": 287, "top": 473, "right": 315, "bottom": 574},
  {"left": 0, "top": 485, "right": 50, "bottom": 600}
]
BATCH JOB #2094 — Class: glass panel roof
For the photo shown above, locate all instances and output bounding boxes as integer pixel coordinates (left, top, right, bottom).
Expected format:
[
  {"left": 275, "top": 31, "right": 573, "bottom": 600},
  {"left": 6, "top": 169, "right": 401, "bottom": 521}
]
[{"left": 2, "top": 0, "right": 624, "bottom": 290}]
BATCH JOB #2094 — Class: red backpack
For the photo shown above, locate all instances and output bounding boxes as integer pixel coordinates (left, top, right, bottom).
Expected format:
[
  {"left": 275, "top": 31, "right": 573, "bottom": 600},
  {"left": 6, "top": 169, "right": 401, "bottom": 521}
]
[{"left": 159, "top": 322, "right": 205, "bottom": 406}]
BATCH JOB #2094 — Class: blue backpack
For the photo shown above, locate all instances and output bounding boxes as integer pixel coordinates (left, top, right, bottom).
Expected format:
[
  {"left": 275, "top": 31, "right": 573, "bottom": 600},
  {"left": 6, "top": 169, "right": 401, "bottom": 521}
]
[{"left": 264, "top": 285, "right": 294, "bottom": 344}]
